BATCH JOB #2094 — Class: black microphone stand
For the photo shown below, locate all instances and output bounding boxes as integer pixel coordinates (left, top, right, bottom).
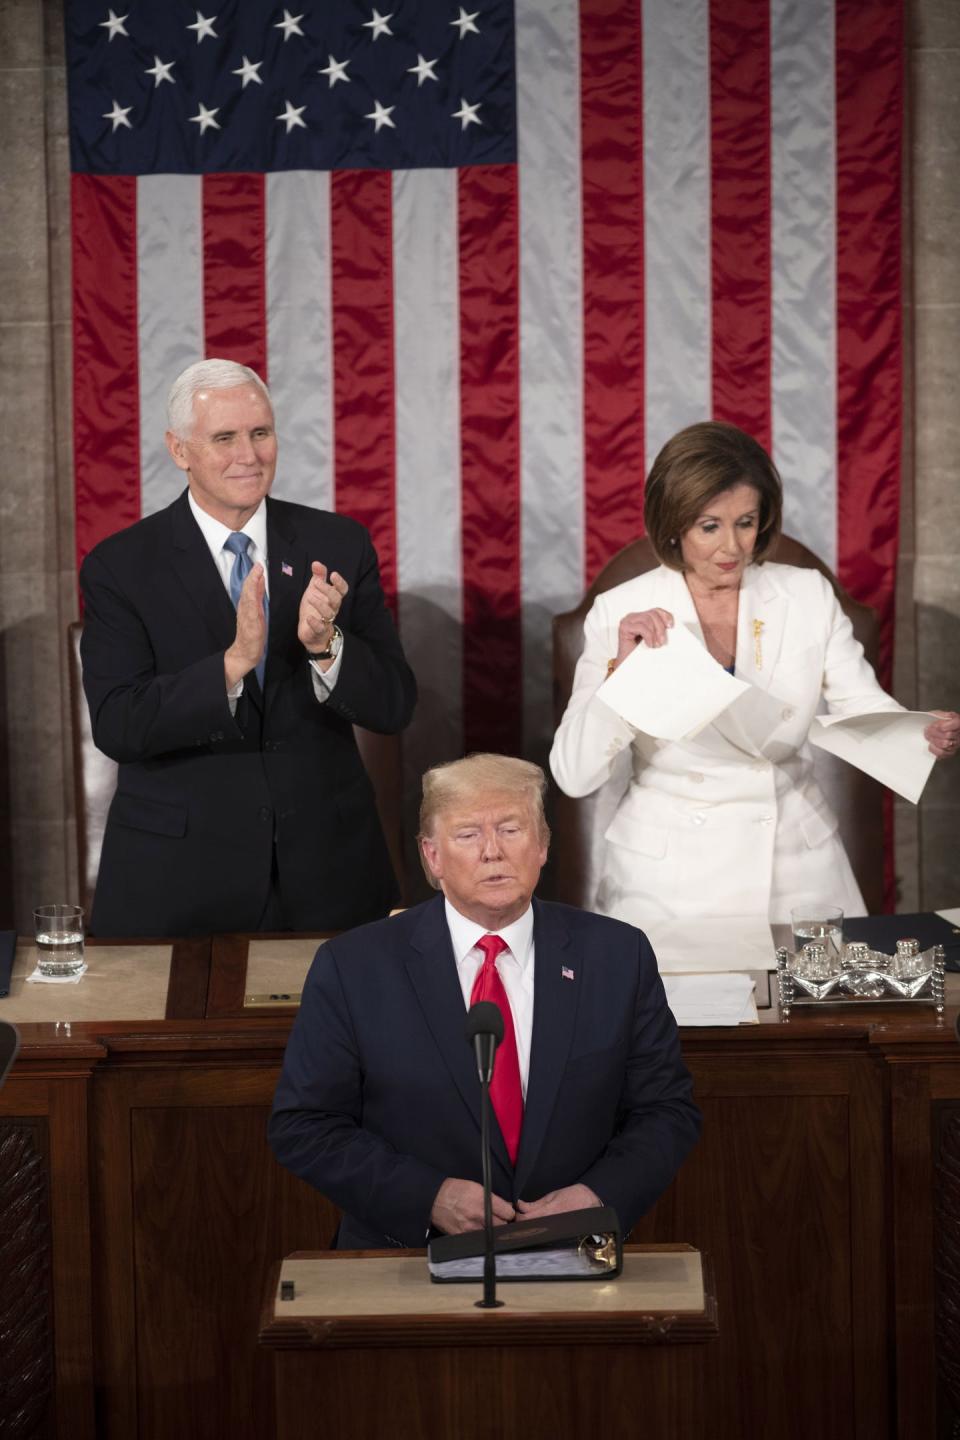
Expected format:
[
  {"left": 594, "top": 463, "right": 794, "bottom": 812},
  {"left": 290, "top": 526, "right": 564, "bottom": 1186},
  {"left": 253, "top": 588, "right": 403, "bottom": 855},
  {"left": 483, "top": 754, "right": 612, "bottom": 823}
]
[{"left": 476, "top": 1071, "right": 503, "bottom": 1310}]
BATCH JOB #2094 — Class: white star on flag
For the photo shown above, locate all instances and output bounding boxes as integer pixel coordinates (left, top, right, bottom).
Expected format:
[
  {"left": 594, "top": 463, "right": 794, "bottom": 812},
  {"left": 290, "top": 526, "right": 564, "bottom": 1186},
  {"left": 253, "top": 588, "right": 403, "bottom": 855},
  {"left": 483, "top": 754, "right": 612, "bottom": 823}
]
[
  {"left": 276, "top": 101, "right": 307, "bottom": 133},
  {"left": 318, "top": 54, "right": 350, "bottom": 87},
  {"left": 232, "top": 56, "right": 263, "bottom": 88},
  {"left": 363, "top": 9, "right": 393, "bottom": 41},
  {"left": 187, "top": 11, "right": 218, "bottom": 44},
  {"left": 102, "top": 98, "right": 133, "bottom": 131},
  {"left": 189, "top": 102, "right": 221, "bottom": 134},
  {"left": 365, "top": 100, "right": 396, "bottom": 132},
  {"left": 451, "top": 97, "right": 481, "bottom": 130},
  {"left": 450, "top": 7, "right": 480, "bottom": 38},
  {"left": 407, "top": 54, "right": 439, "bottom": 87},
  {"left": 144, "top": 56, "right": 176, "bottom": 87},
  {"left": 99, "top": 9, "right": 129, "bottom": 41},
  {"left": 274, "top": 10, "right": 305, "bottom": 41}
]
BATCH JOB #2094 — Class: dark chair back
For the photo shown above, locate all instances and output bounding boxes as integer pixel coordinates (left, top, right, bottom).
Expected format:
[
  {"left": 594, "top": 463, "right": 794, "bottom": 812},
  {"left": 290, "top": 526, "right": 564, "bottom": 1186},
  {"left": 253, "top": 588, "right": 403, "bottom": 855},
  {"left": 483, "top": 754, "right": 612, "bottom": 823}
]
[
  {"left": 0, "top": 1020, "right": 19, "bottom": 1090},
  {"left": 67, "top": 623, "right": 406, "bottom": 920},
  {"left": 551, "top": 536, "right": 885, "bottom": 915}
]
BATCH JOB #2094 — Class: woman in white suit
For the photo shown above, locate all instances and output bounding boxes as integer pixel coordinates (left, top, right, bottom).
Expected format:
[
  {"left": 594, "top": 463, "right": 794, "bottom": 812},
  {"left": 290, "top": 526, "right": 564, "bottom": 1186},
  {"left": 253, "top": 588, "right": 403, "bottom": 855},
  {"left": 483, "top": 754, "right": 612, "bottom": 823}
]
[{"left": 550, "top": 423, "right": 960, "bottom": 924}]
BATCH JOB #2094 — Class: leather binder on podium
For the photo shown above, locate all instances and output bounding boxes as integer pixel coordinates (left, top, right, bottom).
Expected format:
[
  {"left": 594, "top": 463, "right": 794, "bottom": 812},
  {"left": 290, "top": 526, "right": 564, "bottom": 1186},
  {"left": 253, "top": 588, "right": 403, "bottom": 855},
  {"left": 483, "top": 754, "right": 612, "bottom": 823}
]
[{"left": 427, "top": 1204, "right": 622, "bottom": 1282}]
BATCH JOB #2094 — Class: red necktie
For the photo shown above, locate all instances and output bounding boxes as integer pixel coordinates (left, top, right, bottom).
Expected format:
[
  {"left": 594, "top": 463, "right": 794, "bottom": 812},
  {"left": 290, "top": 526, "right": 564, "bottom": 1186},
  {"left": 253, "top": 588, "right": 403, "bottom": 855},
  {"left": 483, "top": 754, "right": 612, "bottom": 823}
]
[{"left": 469, "top": 934, "right": 524, "bottom": 1165}]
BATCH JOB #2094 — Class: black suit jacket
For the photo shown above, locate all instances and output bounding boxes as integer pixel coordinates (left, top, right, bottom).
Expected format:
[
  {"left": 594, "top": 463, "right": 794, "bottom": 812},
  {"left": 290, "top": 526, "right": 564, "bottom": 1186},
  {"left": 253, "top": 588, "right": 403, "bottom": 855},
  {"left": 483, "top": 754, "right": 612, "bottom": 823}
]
[
  {"left": 269, "top": 896, "right": 701, "bottom": 1247},
  {"left": 80, "top": 491, "right": 416, "bottom": 936}
]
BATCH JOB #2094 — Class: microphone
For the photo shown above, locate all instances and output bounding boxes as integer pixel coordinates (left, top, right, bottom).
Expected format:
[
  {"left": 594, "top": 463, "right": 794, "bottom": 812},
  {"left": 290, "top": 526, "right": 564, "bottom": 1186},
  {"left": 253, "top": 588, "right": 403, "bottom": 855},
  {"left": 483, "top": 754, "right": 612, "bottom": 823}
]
[
  {"left": 464, "top": 1000, "right": 506, "bottom": 1310},
  {"left": 465, "top": 1000, "right": 503, "bottom": 1083}
]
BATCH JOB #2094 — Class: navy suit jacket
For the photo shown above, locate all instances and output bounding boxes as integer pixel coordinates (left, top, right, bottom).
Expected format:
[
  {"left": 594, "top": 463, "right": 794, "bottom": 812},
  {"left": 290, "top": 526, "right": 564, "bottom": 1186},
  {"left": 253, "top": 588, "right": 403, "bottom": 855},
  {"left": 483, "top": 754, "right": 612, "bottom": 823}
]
[
  {"left": 80, "top": 490, "right": 416, "bottom": 936},
  {"left": 269, "top": 895, "right": 700, "bottom": 1248}
]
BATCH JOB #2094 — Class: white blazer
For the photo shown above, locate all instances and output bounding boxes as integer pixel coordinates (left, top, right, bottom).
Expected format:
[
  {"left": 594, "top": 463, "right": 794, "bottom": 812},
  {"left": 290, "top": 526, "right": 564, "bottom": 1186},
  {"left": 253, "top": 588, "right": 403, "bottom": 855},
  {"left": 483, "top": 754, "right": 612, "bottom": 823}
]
[{"left": 549, "top": 562, "right": 902, "bottom": 924}]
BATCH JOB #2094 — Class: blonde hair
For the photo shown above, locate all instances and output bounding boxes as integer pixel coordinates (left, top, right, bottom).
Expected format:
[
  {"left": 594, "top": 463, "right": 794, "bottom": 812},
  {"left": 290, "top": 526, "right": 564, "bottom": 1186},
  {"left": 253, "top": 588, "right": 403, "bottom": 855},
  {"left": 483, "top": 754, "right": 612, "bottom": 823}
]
[{"left": 418, "top": 754, "right": 550, "bottom": 889}]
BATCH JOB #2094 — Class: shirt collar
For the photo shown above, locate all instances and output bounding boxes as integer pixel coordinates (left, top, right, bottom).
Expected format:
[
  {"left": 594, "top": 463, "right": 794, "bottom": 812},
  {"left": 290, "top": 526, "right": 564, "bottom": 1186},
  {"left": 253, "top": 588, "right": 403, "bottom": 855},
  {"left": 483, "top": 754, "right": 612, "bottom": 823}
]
[
  {"left": 188, "top": 491, "right": 269, "bottom": 560},
  {"left": 444, "top": 898, "right": 534, "bottom": 972}
]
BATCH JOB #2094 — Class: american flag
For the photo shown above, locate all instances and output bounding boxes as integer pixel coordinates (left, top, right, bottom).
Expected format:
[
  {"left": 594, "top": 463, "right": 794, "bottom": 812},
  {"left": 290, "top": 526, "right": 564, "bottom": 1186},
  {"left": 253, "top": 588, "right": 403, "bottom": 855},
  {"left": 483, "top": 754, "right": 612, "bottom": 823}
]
[{"left": 67, "top": 0, "right": 902, "bottom": 808}]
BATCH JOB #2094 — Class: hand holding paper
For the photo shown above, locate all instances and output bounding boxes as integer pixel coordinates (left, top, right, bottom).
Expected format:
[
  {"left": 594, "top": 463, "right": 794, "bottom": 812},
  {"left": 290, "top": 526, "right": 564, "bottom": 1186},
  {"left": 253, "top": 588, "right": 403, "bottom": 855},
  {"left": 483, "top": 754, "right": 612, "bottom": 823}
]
[
  {"left": 809, "top": 710, "right": 939, "bottom": 804},
  {"left": 598, "top": 622, "right": 749, "bottom": 740}
]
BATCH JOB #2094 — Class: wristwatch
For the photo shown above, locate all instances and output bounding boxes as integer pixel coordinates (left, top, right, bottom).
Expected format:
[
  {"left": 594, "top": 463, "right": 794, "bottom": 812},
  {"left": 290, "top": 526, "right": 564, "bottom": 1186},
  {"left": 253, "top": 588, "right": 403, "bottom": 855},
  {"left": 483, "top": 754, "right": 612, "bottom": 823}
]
[{"left": 310, "top": 624, "right": 342, "bottom": 662}]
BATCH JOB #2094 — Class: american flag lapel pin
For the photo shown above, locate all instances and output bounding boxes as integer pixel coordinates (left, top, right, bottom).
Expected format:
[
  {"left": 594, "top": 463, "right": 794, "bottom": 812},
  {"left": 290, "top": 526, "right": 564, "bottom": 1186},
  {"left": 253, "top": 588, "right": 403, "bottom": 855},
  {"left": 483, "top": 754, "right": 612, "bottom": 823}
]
[
  {"left": 561, "top": 966, "right": 575, "bottom": 981},
  {"left": 281, "top": 561, "right": 293, "bottom": 577}
]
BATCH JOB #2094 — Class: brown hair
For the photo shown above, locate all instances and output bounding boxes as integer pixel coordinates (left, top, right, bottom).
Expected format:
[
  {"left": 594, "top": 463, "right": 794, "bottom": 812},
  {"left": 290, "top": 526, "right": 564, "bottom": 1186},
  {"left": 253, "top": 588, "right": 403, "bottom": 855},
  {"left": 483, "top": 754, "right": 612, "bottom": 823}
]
[
  {"left": 643, "top": 421, "right": 783, "bottom": 570},
  {"left": 418, "top": 754, "right": 550, "bottom": 890}
]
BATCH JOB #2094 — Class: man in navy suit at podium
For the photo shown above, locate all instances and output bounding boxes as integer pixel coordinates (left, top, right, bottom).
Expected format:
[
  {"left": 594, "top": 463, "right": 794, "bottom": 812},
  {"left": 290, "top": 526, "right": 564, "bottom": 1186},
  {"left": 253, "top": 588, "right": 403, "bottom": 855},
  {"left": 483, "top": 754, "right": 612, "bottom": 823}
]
[{"left": 270, "top": 754, "right": 700, "bottom": 1248}]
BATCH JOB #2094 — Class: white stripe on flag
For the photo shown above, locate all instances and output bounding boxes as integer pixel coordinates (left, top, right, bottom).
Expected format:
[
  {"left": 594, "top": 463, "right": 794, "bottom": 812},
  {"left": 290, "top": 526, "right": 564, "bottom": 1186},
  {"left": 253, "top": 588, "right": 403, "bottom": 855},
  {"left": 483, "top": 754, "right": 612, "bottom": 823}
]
[
  {"left": 138, "top": 174, "right": 203, "bottom": 516},
  {"left": 393, "top": 168, "right": 463, "bottom": 780},
  {"left": 643, "top": 0, "right": 712, "bottom": 469},
  {"left": 771, "top": 0, "right": 838, "bottom": 568},
  {"left": 267, "top": 171, "right": 334, "bottom": 512},
  {"left": 517, "top": 0, "right": 585, "bottom": 756}
]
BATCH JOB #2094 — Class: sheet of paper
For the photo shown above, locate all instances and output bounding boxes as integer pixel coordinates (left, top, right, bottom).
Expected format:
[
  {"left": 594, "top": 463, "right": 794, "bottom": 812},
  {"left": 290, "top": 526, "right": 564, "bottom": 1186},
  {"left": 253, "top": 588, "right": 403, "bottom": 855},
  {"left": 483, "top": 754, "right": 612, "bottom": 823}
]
[
  {"left": 808, "top": 709, "right": 937, "bottom": 804},
  {"left": 597, "top": 622, "right": 749, "bottom": 741},
  {"left": 663, "top": 973, "right": 758, "bottom": 1026},
  {"left": 645, "top": 916, "right": 777, "bottom": 974}
]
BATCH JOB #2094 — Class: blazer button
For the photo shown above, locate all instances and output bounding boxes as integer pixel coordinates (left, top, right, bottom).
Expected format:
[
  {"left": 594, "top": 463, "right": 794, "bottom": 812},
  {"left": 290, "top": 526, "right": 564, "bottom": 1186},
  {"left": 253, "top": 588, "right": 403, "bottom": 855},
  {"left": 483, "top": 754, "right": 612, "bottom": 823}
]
[
  {"left": 781, "top": 706, "right": 794, "bottom": 721},
  {"left": 690, "top": 772, "right": 704, "bottom": 784},
  {"left": 692, "top": 812, "right": 706, "bottom": 826},
  {"left": 258, "top": 806, "right": 272, "bottom": 822}
]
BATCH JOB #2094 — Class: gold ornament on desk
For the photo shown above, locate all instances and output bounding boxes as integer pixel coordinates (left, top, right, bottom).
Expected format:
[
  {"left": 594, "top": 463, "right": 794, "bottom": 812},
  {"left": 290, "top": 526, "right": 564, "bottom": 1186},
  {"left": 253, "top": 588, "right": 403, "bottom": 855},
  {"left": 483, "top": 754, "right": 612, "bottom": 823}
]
[{"left": 753, "top": 618, "right": 764, "bottom": 670}]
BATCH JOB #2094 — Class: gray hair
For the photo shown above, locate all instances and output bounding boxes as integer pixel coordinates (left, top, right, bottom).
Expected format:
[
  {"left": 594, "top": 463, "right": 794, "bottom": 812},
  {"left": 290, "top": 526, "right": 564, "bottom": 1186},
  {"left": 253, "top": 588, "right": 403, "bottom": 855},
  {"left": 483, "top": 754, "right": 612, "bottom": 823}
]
[
  {"left": 166, "top": 359, "right": 272, "bottom": 438},
  {"left": 418, "top": 753, "right": 550, "bottom": 890}
]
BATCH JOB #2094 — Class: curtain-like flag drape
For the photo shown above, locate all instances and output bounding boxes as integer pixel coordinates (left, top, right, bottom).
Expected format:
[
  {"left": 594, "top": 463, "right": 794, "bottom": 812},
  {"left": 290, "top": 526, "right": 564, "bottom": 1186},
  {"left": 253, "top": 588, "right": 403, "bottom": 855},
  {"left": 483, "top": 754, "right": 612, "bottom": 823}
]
[{"left": 67, "top": 0, "right": 902, "bottom": 820}]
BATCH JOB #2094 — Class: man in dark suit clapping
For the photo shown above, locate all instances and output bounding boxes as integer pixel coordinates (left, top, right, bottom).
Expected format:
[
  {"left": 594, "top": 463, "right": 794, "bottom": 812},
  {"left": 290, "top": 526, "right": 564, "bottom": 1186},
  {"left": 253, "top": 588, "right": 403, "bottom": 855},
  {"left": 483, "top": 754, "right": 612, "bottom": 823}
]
[{"left": 80, "top": 358, "right": 416, "bottom": 936}]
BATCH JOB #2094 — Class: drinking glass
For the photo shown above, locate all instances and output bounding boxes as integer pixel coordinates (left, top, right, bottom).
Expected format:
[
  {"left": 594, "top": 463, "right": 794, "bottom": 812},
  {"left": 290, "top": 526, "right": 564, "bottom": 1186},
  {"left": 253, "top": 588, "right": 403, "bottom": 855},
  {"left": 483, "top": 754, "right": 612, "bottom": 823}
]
[
  {"left": 33, "top": 904, "right": 85, "bottom": 978},
  {"left": 790, "top": 906, "right": 843, "bottom": 961}
]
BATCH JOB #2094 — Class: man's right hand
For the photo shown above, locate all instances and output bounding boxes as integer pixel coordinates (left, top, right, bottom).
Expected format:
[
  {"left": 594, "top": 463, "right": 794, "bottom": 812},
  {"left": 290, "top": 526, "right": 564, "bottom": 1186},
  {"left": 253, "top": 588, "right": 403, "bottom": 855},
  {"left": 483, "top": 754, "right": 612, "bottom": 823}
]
[
  {"left": 430, "top": 1178, "right": 515, "bottom": 1234},
  {"left": 224, "top": 563, "right": 267, "bottom": 689}
]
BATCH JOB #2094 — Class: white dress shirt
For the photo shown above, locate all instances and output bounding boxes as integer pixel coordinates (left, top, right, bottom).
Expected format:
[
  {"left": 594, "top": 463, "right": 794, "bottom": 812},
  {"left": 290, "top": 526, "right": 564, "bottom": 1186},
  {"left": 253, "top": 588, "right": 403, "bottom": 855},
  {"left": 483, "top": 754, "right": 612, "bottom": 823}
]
[
  {"left": 187, "top": 491, "right": 343, "bottom": 705},
  {"left": 445, "top": 898, "right": 535, "bottom": 1098}
]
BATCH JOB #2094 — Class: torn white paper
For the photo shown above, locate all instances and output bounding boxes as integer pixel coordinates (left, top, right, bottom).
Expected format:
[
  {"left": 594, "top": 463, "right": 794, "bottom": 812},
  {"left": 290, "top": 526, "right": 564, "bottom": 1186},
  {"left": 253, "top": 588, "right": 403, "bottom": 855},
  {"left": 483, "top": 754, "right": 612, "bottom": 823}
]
[
  {"left": 809, "top": 709, "right": 937, "bottom": 805},
  {"left": 597, "top": 623, "right": 749, "bottom": 740},
  {"left": 663, "top": 972, "right": 758, "bottom": 1026}
]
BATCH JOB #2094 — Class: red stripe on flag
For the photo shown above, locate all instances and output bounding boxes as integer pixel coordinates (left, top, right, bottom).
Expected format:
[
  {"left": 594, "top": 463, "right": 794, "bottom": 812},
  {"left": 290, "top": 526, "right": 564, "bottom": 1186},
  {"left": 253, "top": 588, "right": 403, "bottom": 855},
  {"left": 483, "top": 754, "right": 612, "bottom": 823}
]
[
  {"left": 202, "top": 174, "right": 268, "bottom": 380},
  {"left": 330, "top": 170, "right": 397, "bottom": 611},
  {"left": 72, "top": 173, "right": 141, "bottom": 571},
  {"left": 580, "top": 0, "right": 645, "bottom": 587},
  {"left": 710, "top": 0, "right": 772, "bottom": 451},
  {"left": 458, "top": 165, "right": 522, "bottom": 756},
  {"left": 835, "top": 1, "right": 902, "bottom": 690}
]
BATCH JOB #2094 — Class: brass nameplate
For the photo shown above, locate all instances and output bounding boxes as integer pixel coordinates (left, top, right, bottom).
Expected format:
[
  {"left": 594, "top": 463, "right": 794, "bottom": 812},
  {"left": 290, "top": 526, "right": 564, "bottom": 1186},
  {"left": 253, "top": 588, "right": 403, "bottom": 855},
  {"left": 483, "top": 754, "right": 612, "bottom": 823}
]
[{"left": 243, "top": 991, "right": 303, "bottom": 1008}]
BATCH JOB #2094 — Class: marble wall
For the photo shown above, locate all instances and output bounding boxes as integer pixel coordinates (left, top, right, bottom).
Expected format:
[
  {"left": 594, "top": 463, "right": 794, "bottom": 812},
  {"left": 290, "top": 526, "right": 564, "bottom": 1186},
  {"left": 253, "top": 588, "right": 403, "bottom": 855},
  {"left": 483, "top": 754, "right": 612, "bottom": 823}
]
[
  {"left": 908, "top": 0, "right": 960, "bottom": 908},
  {"left": 0, "top": 0, "right": 76, "bottom": 929},
  {"left": 0, "top": 0, "right": 956, "bottom": 928}
]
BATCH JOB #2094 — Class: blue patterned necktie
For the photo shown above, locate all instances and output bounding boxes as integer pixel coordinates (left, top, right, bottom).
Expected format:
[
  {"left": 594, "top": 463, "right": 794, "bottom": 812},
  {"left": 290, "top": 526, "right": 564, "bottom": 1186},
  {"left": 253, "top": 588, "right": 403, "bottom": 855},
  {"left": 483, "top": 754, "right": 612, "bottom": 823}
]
[{"left": 223, "top": 532, "right": 268, "bottom": 688}]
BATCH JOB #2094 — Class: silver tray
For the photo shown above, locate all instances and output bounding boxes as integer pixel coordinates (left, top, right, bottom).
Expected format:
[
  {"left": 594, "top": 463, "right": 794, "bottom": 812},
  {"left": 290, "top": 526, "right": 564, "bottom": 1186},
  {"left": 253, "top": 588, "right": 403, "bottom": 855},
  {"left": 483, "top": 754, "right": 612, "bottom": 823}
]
[{"left": 775, "top": 944, "right": 946, "bottom": 1015}]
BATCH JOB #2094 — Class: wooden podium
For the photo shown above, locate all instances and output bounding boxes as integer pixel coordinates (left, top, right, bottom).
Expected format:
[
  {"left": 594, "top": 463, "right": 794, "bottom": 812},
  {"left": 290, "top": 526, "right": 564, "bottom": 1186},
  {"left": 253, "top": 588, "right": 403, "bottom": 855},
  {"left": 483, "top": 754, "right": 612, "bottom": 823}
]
[{"left": 259, "top": 1245, "right": 718, "bottom": 1440}]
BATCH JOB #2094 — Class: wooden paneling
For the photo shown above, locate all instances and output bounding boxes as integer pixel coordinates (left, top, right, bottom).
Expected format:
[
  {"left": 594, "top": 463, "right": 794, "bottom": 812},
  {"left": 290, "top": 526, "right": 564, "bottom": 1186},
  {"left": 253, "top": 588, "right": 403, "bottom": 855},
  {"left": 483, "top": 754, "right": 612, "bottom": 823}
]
[
  {"left": 631, "top": 1051, "right": 888, "bottom": 1440},
  {"left": 92, "top": 1062, "right": 337, "bottom": 1440},
  {"left": 3, "top": 957, "right": 958, "bottom": 1440}
]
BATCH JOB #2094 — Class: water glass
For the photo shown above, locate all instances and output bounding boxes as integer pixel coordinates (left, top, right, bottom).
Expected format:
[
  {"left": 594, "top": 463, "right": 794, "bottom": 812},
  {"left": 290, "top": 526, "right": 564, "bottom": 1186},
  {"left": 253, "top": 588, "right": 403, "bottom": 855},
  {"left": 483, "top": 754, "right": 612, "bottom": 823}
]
[
  {"left": 33, "top": 904, "right": 85, "bottom": 978},
  {"left": 790, "top": 905, "right": 843, "bottom": 960}
]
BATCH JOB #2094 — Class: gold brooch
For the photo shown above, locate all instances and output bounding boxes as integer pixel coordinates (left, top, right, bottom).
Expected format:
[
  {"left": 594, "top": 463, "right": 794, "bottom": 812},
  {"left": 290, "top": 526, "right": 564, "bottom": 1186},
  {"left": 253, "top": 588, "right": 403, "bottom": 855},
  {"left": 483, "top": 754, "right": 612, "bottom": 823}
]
[{"left": 753, "top": 619, "right": 764, "bottom": 670}]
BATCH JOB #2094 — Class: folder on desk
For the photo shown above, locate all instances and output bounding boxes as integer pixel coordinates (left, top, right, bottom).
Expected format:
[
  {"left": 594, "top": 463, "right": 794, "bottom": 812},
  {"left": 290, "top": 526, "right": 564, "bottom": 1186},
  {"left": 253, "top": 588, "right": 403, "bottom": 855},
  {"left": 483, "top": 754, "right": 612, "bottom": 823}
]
[{"left": 428, "top": 1205, "right": 622, "bottom": 1283}]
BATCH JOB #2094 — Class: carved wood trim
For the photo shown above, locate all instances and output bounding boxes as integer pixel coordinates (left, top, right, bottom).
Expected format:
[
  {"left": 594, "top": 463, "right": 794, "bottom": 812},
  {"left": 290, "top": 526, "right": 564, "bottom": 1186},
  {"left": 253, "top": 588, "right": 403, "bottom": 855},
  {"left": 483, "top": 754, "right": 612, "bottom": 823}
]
[
  {"left": 934, "top": 1102, "right": 960, "bottom": 1436},
  {"left": 0, "top": 1119, "right": 54, "bottom": 1439}
]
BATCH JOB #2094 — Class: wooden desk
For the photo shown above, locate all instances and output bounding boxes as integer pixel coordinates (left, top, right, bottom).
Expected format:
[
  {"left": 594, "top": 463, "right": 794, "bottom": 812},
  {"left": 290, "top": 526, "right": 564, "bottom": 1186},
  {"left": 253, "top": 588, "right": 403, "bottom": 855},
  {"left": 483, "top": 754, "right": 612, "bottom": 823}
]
[
  {"left": 2, "top": 937, "right": 959, "bottom": 1440},
  {"left": 259, "top": 1246, "right": 718, "bottom": 1440}
]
